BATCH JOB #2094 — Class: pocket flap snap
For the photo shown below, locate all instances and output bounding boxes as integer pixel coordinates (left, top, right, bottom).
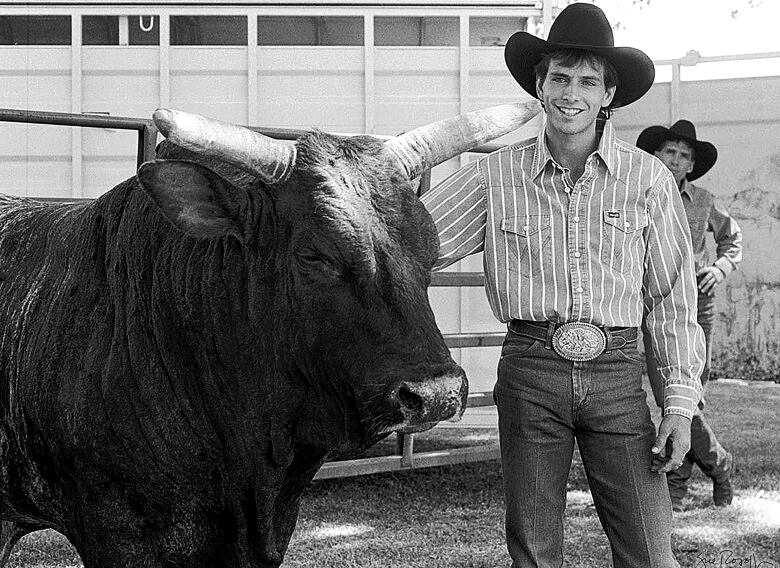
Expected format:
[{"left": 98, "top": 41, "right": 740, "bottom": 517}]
[
  {"left": 501, "top": 215, "right": 550, "bottom": 237},
  {"left": 603, "top": 209, "right": 647, "bottom": 233}
]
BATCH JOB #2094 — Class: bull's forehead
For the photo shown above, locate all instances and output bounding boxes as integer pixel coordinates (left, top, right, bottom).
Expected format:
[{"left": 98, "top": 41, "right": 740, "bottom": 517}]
[
  {"left": 298, "top": 131, "right": 411, "bottom": 224},
  {"left": 299, "top": 131, "right": 390, "bottom": 187},
  {"left": 294, "top": 131, "right": 438, "bottom": 266}
]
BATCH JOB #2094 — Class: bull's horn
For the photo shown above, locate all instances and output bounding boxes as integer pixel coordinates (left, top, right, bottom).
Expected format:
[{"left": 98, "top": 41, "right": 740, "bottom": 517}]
[
  {"left": 152, "top": 108, "right": 296, "bottom": 185},
  {"left": 385, "top": 101, "right": 541, "bottom": 179}
]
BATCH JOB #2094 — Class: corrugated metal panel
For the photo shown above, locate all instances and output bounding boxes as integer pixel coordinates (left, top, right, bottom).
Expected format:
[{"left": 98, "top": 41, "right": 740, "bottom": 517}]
[
  {"left": 0, "top": 6, "right": 539, "bottom": 196},
  {"left": 169, "top": 47, "right": 248, "bottom": 123},
  {"left": 257, "top": 47, "right": 365, "bottom": 132}
]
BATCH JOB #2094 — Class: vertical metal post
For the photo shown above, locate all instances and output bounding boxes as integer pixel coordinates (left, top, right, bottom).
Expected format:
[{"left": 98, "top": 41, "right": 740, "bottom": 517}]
[
  {"left": 402, "top": 433, "right": 414, "bottom": 468},
  {"left": 670, "top": 62, "right": 681, "bottom": 125},
  {"left": 118, "top": 15, "right": 130, "bottom": 46},
  {"left": 543, "top": 0, "right": 554, "bottom": 35},
  {"left": 459, "top": 15, "right": 470, "bottom": 170},
  {"left": 247, "top": 12, "right": 258, "bottom": 126},
  {"left": 138, "top": 122, "right": 159, "bottom": 167},
  {"left": 159, "top": 14, "right": 171, "bottom": 109},
  {"left": 395, "top": 432, "right": 404, "bottom": 455},
  {"left": 364, "top": 14, "right": 375, "bottom": 134},
  {"left": 396, "top": 432, "right": 415, "bottom": 468},
  {"left": 417, "top": 169, "right": 432, "bottom": 198},
  {"left": 71, "top": 14, "right": 83, "bottom": 198},
  {"left": 458, "top": 14, "right": 469, "bottom": 116}
]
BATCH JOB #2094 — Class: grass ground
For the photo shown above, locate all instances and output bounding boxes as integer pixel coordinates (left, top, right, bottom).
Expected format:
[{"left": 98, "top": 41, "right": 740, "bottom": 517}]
[{"left": 7, "top": 378, "right": 780, "bottom": 567}]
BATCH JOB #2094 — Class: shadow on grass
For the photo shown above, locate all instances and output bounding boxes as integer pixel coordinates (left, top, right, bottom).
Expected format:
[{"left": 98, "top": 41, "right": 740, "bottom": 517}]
[
  {"left": 286, "top": 379, "right": 780, "bottom": 568},
  {"left": 672, "top": 490, "right": 780, "bottom": 567}
]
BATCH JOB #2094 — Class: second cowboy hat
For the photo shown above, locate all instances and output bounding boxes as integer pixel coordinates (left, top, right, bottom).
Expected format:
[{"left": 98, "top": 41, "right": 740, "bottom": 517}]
[
  {"left": 504, "top": 3, "right": 655, "bottom": 108},
  {"left": 636, "top": 120, "right": 718, "bottom": 181}
]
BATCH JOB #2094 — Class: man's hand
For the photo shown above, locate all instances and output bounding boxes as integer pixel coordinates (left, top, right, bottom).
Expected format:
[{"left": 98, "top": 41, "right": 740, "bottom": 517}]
[
  {"left": 696, "top": 266, "right": 725, "bottom": 296},
  {"left": 650, "top": 414, "right": 692, "bottom": 474}
]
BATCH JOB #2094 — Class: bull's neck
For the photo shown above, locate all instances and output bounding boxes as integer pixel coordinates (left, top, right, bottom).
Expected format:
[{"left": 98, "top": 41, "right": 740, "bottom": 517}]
[{"left": 95, "top": 182, "right": 284, "bottom": 447}]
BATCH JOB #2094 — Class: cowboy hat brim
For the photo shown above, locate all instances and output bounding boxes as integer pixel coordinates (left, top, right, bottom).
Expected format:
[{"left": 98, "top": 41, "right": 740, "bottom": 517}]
[
  {"left": 636, "top": 125, "right": 718, "bottom": 181},
  {"left": 504, "top": 31, "right": 656, "bottom": 109}
]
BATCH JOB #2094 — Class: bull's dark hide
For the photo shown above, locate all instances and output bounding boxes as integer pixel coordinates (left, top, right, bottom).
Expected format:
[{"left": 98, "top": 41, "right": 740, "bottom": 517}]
[{"left": 0, "top": 133, "right": 466, "bottom": 567}]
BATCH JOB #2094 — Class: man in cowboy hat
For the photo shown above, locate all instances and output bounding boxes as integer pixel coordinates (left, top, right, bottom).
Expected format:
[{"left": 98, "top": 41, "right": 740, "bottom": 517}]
[
  {"left": 637, "top": 120, "right": 742, "bottom": 511},
  {"left": 421, "top": 3, "right": 704, "bottom": 566}
]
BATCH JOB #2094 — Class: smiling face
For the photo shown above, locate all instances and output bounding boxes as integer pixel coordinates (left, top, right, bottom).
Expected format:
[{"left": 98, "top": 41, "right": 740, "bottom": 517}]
[{"left": 536, "top": 54, "right": 615, "bottom": 143}]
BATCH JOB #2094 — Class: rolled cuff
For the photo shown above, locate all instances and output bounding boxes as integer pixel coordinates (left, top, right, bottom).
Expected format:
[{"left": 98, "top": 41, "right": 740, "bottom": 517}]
[
  {"left": 663, "top": 406, "right": 694, "bottom": 421},
  {"left": 714, "top": 256, "right": 736, "bottom": 277},
  {"left": 662, "top": 381, "right": 701, "bottom": 419}
]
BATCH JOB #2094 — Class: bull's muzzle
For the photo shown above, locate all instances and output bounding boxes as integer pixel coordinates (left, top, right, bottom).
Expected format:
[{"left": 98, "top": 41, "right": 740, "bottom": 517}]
[{"left": 392, "top": 371, "right": 468, "bottom": 433}]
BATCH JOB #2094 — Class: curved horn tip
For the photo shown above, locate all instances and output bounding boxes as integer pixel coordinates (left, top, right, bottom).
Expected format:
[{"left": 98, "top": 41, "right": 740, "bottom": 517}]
[
  {"left": 152, "top": 107, "right": 172, "bottom": 120},
  {"left": 152, "top": 108, "right": 178, "bottom": 136}
]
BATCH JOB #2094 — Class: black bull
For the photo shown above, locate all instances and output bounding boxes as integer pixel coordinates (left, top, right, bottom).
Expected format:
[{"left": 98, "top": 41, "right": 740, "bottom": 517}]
[{"left": 0, "top": 103, "right": 538, "bottom": 567}]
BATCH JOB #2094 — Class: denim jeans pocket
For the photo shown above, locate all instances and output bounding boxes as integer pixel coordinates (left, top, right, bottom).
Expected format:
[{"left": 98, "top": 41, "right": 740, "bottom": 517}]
[
  {"left": 612, "top": 343, "right": 643, "bottom": 365},
  {"left": 500, "top": 332, "right": 540, "bottom": 361},
  {"left": 497, "top": 334, "right": 543, "bottom": 403}
]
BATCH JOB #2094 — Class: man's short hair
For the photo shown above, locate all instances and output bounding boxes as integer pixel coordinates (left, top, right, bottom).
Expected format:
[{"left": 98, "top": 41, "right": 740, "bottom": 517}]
[{"left": 534, "top": 49, "right": 619, "bottom": 110}]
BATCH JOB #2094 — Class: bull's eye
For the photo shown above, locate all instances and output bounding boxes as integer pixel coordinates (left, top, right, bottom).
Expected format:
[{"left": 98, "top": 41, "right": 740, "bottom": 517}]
[
  {"left": 299, "top": 250, "right": 330, "bottom": 267},
  {"left": 297, "top": 249, "right": 344, "bottom": 280}
]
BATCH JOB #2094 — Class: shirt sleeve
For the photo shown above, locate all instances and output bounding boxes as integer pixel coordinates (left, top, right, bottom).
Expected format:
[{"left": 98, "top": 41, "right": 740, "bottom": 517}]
[
  {"left": 708, "top": 197, "right": 743, "bottom": 276},
  {"left": 420, "top": 160, "right": 488, "bottom": 271},
  {"left": 643, "top": 170, "right": 706, "bottom": 419}
]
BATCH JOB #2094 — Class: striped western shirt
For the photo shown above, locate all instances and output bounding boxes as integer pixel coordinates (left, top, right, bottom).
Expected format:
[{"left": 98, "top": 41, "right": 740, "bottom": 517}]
[{"left": 422, "top": 121, "right": 705, "bottom": 419}]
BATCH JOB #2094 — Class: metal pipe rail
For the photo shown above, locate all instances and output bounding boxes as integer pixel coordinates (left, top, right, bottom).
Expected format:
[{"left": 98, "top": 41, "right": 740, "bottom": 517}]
[
  {"left": 0, "top": 107, "right": 503, "bottom": 479},
  {"left": 0, "top": 108, "right": 159, "bottom": 169}
]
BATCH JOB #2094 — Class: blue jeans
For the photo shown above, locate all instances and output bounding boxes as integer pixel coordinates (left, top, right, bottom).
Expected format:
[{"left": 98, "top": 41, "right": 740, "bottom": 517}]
[
  {"left": 494, "top": 330, "right": 678, "bottom": 568},
  {"left": 643, "top": 294, "right": 731, "bottom": 497}
]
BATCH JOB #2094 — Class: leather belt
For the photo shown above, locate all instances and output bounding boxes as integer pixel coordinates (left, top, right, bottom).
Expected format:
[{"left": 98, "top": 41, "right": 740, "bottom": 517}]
[{"left": 508, "top": 319, "right": 638, "bottom": 362}]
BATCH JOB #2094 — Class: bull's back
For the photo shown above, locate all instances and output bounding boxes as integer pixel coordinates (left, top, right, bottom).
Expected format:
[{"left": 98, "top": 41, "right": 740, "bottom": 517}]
[
  {"left": 0, "top": 195, "right": 99, "bottom": 348},
  {"left": 0, "top": 195, "right": 116, "bottom": 520},
  {"left": 1, "top": 197, "right": 108, "bottom": 412}
]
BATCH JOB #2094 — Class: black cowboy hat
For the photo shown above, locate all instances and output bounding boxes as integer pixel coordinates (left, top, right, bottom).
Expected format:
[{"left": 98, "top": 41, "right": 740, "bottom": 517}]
[
  {"left": 504, "top": 2, "right": 655, "bottom": 108},
  {"left": 636, "top": 120, "right": 718, "bottom": 181}
]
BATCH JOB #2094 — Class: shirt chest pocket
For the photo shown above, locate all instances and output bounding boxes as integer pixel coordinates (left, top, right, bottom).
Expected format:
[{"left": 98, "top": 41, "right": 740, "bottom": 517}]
[
  {"left": 500, "top": 215, "right": 552, "bottom": 278},
  {"left": 600, "top": 209, "right": 648, "bottom": 272}
]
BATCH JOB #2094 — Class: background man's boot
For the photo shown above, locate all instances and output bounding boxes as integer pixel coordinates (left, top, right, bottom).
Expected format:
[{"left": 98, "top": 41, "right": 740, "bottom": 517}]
[{"left": 713, "top": 453, "right": 734, "bottom": 506}]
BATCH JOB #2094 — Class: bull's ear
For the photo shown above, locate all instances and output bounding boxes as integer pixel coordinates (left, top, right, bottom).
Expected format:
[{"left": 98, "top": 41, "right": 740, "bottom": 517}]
[{"left": 137, "top": 159, "right": 246, "bottom": 240}]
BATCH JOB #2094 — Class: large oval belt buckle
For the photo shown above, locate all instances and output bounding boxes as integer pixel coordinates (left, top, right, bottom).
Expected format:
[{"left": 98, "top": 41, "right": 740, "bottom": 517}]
[{"left": 551, "top": 322, "right": 606, "bottom": 361}]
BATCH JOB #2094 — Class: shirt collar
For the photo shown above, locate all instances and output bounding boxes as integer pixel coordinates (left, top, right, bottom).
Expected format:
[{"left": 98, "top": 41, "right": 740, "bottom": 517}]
[
  {"left": 531, "top": 119, "right": 617, "bottom": 179},
  {"left": 596, "top": 121, "right": 617, "bottom": 175},
  {"left": 531, "top": 126, "right": 554, "bottom": 178},
  {"left": 679, "top": 178, "right": 695, "bottom": 200}
]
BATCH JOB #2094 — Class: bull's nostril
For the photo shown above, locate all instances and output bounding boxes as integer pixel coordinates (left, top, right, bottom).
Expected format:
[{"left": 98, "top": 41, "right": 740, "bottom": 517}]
[{"left": 398, "top": 385, "right": 424, "bottom": 414}]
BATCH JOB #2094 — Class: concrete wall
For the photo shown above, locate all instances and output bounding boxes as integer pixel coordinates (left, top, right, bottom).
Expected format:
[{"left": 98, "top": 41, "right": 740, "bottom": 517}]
[{"left": 612, "top": 75, "right": 780, "bottom": 381}]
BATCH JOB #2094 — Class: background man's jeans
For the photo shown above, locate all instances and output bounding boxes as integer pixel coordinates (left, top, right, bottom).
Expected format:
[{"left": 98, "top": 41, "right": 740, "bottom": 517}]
[
  {"left": 643, "top": 293, "right": 731, "bottom": 497},
  {"left": 494, "top": 330, "right": 678, "bottom": 568}
]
